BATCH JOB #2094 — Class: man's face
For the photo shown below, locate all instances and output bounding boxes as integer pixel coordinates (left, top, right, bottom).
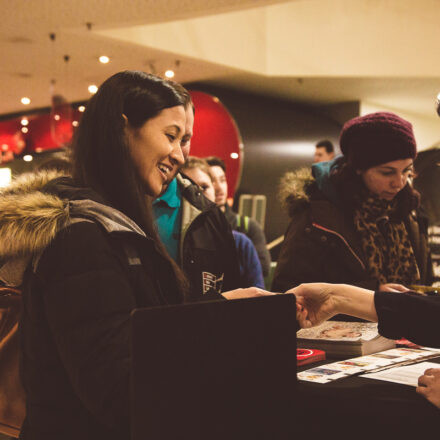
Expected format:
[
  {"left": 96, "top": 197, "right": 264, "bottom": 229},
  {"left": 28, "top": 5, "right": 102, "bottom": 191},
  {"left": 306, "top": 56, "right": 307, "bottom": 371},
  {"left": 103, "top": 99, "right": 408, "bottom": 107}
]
[
  {"left": 313, "top": 147, "right": 334, "bottom": 163},
  {"left": 209, "top": 165, "right": 228, "bottom": 208},
  {"left": 181, "top": 105, "right": 194, "bottom": 163}
]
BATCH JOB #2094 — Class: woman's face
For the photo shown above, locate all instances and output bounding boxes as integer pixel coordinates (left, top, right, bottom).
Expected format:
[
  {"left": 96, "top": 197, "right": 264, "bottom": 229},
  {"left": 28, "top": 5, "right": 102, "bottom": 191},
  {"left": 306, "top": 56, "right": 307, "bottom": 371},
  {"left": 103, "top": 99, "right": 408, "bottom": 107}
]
[
  {"left": 125, "top": 105, "right": 187, "bottom": 198},
  {"left": 360, "top": 158, "right": 414, "bottom": 200},
  {"left": 183, "top": 167, "right": 216, "bottom": 202}
]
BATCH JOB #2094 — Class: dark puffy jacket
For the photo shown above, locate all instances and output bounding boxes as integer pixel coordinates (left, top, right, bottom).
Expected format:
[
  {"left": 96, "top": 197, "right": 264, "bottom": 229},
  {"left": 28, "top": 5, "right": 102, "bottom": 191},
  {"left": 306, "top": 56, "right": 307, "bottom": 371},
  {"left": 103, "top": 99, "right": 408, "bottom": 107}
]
[
  {"left": 272, "top": 166, "right": 433, "bottom": 292},
  {"left": 0, "top": 172, "right": 210, "bottom": 440},
  {"left": 177, "top": 174, "right": 243, "bottom": 297}
]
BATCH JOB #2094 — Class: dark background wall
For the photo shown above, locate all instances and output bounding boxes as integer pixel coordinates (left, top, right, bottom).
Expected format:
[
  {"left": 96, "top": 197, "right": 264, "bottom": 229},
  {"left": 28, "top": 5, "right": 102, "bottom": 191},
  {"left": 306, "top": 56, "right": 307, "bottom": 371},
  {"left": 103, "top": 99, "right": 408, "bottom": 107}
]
[{"left": 187, "top": 83, "right": 358, "bottom": 259}]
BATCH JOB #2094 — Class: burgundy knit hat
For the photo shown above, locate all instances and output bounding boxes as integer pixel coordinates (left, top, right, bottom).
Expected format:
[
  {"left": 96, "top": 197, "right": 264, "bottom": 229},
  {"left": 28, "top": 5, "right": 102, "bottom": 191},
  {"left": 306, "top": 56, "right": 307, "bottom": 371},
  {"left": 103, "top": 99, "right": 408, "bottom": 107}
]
[{"left": 339, "top": 112, "right": 417, "bottom": 170}]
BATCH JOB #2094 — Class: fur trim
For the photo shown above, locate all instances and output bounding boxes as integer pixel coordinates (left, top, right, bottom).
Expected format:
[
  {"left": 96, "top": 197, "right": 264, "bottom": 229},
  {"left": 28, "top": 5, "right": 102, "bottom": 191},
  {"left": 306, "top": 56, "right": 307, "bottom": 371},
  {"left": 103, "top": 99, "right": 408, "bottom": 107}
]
[
  {"left": 278, "top": 168, "right": 314, "bottom": 216},
  {"left": 0, "top": 170, "right": 64, "bottom": 196},
  {"left": 0, "top": 170, "right": 70, "bottom": 258}
]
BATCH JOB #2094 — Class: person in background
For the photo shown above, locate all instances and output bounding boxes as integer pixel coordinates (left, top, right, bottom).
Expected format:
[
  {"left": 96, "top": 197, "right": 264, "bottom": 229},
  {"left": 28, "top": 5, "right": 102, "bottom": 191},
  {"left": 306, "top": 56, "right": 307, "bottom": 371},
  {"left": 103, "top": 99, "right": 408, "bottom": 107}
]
[
  {"left": 291, "top": 281, "right": 440, "bottom": 410},
  {"left": 0, "top": 71, "right": 272, "bottom": 440},
  {"left": 182, "top": 157, "right": 265, "bottom": 289},
  {"left": 273, "top": 112, "right": 433, "bottom": 293},
  {"left": 314, "top": 139, "right": 335, "bottom": 163},
  {"left": 152, "top": 94, "right": 244, "bottom": 297},
  {"left": 206, "top": 156, "right": 271, "bottom": 277}
]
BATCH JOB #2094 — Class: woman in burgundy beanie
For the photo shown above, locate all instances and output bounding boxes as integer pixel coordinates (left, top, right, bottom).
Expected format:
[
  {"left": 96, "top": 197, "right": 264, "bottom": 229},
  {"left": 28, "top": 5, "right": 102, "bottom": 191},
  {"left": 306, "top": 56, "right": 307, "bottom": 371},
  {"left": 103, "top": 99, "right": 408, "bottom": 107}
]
[{"left": 273, "top": 111, "right": 433, "bottom": 294}]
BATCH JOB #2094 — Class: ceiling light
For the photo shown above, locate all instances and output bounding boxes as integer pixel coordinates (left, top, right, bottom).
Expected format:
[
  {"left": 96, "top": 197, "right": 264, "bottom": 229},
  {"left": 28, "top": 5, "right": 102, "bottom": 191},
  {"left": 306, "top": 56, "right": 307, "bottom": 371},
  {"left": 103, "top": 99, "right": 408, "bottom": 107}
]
[
  {"left": 78, "top": 105, "right": 85, "bottom": 112},
  {"left": 21, "top": 97, "right": 31, "bottom": 105},
  {"left": 21, "top": 118, "right": 29, "bottom": 126},
  {"left": 21, "top": 127, "right": 29, "bottom": 133},
  {"left": 88, "top": 84, "right": 98, "bottom": 94},
  {"left": 54, "top": 114, "right": 60, "bottom": 121},
  {"left": 230, "top": 152, "right": 239, "bottom": 159},
  {"left": 1, "top": 144, "right": 8, "bottom": 151},
  {"left": 164, "top": 70, "right": 175, "bottom": 79},
  {"left": 23, "top": 155, "right": 33, "bottom": 162},
  {"left": 99, "top": 55, "right": 110, "bottom": 64},
  {"left": 72, "top": 120, "right": 79, "bottom": 127}
]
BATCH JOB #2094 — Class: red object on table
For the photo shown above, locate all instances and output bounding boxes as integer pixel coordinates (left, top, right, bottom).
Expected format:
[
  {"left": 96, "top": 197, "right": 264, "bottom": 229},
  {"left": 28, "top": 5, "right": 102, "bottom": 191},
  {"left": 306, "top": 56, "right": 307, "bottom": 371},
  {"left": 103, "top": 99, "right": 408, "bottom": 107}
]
[{"left": 297, "top": 348, "right": 326, "bottom": 367}]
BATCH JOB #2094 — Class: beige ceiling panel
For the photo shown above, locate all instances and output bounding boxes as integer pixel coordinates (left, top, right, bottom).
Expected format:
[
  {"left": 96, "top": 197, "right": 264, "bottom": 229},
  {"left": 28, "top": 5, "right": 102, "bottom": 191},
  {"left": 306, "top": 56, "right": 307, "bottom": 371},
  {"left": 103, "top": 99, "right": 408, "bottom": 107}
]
[
  {"left": 95, "top": 8, "right": 267, "bottom": 74},
  {"left": 266, "top": 0, "right": 440, "bottom": 77}
]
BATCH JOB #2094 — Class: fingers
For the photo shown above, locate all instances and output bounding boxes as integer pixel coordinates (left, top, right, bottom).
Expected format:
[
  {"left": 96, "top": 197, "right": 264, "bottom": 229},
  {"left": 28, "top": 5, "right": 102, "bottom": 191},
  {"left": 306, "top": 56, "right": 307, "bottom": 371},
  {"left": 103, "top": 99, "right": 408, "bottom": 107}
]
[
  {"left": 221, "top": 288, "right": 275, "bottom": 300},
  {"left": 424, "top": 368, "right": 440, "bottom": 377}
]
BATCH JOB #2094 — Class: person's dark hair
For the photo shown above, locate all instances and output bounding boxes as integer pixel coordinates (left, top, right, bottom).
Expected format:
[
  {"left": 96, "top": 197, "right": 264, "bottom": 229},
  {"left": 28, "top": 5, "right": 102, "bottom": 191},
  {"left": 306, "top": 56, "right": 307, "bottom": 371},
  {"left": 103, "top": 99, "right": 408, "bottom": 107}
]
[
  {"left": 205, "top": 156, "right": 226, "bottom": 173},
  {"left": 72, "top": 70, "right": 191, "bottom": 299},
  {"left": 330, "top": 160, "right": 420, "bottom": 219},
  {"left": 315, "top": 140, "right": 334, "bottom": 154}
]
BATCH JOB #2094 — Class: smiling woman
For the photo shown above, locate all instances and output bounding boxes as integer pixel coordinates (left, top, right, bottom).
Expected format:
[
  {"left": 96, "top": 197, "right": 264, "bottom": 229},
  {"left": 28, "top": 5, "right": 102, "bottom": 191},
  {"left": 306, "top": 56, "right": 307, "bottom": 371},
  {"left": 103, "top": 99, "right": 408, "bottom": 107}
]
[
  {"left": 0, "top": 70, "right": 275, "bottom": 440},
  {"left": 273, "top": 111, "right": 434, "bottom": 294}
]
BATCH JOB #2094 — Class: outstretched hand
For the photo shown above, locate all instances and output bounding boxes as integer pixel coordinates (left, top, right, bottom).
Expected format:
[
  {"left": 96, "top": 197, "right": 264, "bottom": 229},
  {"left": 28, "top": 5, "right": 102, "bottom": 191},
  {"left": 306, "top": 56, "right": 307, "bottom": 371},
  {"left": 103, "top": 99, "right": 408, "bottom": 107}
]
[{"left": 287, "top": 283, "right": 338, "bottom": 328}]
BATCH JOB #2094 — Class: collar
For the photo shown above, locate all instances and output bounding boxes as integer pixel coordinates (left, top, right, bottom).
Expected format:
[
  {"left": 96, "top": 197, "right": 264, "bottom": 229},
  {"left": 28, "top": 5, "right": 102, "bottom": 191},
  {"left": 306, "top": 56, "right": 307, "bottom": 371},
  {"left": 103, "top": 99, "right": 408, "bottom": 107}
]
[{"left": 153, "top": 178, "right": 181, "bottom": 208}]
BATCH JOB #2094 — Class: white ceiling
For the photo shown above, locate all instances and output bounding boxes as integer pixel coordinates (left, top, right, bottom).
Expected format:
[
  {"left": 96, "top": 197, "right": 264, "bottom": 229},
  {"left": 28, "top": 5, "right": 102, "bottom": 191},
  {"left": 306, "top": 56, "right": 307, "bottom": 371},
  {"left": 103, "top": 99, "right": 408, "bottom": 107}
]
[{"left": 1, "top": 0, "right": 439, "bottom": 141}]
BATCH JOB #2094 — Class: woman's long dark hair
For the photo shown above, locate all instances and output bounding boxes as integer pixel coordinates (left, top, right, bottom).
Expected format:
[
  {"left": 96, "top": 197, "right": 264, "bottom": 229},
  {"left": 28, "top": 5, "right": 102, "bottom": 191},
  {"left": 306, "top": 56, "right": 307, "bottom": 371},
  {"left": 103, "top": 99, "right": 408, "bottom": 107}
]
[
  {"left": 72, "top": 71, "right": 191, "bottom": 299},
  {"left": 330, "top": 159, "right": 420, "bottom": 220}
]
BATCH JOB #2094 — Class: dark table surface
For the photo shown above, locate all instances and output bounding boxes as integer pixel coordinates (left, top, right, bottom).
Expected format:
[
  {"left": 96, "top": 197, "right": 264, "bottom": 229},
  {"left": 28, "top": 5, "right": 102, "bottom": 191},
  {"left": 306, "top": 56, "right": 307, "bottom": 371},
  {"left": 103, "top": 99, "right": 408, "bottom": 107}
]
[{"left": 296, "top": 356, "right": 440, "bottom": 437}]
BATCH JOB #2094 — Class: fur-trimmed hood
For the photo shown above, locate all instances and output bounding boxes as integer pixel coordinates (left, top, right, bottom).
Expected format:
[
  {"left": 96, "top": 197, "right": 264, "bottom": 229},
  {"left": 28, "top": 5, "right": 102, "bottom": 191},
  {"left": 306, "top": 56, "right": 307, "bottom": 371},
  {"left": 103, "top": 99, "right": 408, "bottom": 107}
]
[
  {"left": 278, "top": 167, "right": 315, "bottom": 217},
  {"left": 279, "top": 157, "right": 345, "bottom": 217},
  {"left": 0, "top": 171, "right": 145, "bottom": 286}
]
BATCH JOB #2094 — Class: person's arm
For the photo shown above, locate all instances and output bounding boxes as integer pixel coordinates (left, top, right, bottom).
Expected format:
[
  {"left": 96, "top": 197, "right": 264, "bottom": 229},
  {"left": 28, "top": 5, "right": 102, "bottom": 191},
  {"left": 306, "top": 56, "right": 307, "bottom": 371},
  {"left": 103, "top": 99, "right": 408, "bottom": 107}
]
[
  {"left": 289, "top": 283, "right": 377, "bottom": 328},
  {"left": 375, "top": 290, "right": 440, "bottom": 347},
  {"left": 36, "top": 222, "right": 135, "bottom": 432},
  {"left": 291, "top": 282, "right": 440, "bottom": 348}
]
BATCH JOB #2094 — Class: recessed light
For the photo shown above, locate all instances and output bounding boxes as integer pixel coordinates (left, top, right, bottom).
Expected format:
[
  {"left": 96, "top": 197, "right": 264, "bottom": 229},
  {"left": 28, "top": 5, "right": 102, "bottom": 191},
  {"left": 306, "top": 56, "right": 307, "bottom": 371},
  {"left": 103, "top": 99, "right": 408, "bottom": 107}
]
[
  {"left": 99, "top": 55, "right": 110, "bottom": 64},
  {"left": 78, "top": 105, "right": 85, "bottom": 112},
  {"left": 230, "top": 153, "right": 239, "bottom": 159},
  {"left": 21, "top": 118, "right": 29, "bottom": 126},
  {"left": 54, "top": 114, "right": 60, "bottom": 121},
  {"left": 164, "top": 70, "right": 175, "bottom": 79},
  {"left": 21, "top": 127, "right": 29, "bottom": 133},
  {"left": 88, "top": 85, "right": 98, "bottom": 94},
  {"left": 21, "top": 97, "right": 31, "bottom": 105},
  {"left": 23, "top": 155, "right": 33, "bottom": 162},
  {"left": 72, "top": 120, "right": 79, "bottom": 127}
]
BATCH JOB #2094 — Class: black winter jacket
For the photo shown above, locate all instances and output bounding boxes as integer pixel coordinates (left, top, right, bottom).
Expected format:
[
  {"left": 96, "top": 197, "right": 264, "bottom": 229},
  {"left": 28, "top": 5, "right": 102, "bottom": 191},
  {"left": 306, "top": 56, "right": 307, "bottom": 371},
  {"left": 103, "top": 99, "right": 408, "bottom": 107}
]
[
  {"left": 0, "top": 172, "right": 215, "bottom": 440},
  {"left": 177, "top": 174, "right": 243, "bottom": 297},
  {"left": 273, "top": 167, "right": 433, "bottom": 292}
]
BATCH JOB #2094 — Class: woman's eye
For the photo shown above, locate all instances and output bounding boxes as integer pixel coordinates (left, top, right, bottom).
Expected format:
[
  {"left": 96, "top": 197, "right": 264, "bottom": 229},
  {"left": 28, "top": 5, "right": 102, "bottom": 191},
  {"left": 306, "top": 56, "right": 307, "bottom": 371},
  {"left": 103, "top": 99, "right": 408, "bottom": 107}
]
[{"left": 166, "top": 134, "right": 176, "bottom": 141}]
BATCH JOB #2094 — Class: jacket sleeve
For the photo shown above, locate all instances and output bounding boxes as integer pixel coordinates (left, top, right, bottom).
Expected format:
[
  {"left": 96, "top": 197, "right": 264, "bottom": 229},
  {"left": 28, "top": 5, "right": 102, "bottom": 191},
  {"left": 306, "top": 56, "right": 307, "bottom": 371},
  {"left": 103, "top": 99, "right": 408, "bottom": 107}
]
[
  {"left": 247, "top": 218, "right": 271, "bottom": 277},
  {"left": 35, "top": 221, "right": 134, "bottom": 432},
  {"left": 375, "top": 290, "right": 440, "bottom": 348},
  {"left": 272, "top": 209, "right": 380, "bottom": 293},
  {"left": 271, "top": 210, "right": 312, "bottom": 292}
]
